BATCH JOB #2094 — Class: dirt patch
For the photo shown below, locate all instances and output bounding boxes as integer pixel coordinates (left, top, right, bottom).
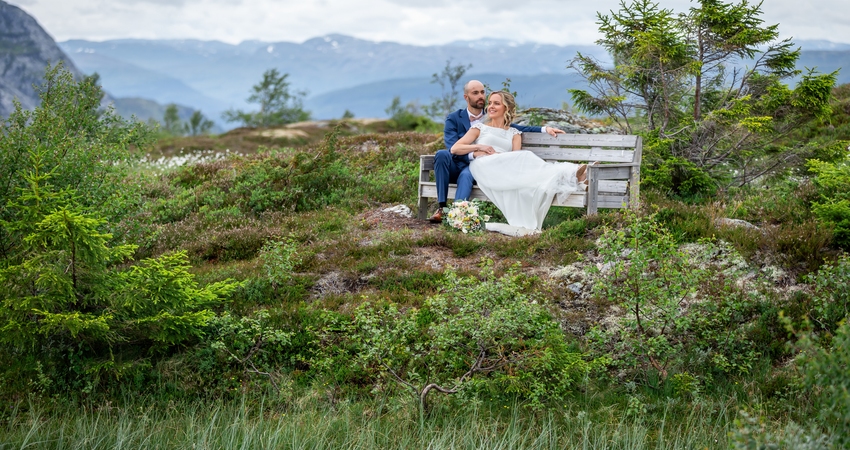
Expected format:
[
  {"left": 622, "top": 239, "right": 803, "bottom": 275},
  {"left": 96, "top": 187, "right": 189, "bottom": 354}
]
[{"left": 358, "top": 207, "right": 432, "bottom": 234}]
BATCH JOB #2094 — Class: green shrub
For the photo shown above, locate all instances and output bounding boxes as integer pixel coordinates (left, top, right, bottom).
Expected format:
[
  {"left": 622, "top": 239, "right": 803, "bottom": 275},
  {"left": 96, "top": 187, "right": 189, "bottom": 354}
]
[
  {"left": 355, "top": 150, "right": 419, "bottom": 205},
  {"left": 0, "top": 64, "right": 150, "bottom": 258},
  {"left": 259, "top": 235, "right": 301, "bottom": 287},
  {"left": 385, "top": 96, "right": 441, "bottom": 132},
  {"left": 314, "top": 265, "right": 593, "bottom": 410},
  {"left": 589, "top": 212, "right": 715, "bottom": 381},
  {"left": 0, "top": 66, "right": 236, "bottom": 398},
  {"left": 650, "top": 200, "right": 715, "bottom": 243},
  {"left": 640, "top": 131, "right": 718, "bottom": 201},
  {"left": 206, "top": 310, "right": 294, "bottom": 392},
  {"left": 806, "top": 254, "right": 850, "bottom": 334},
  {"left": 809, "top": 157, "right": 850, "bottom": 249},
  {"left": 799, "top": 320, "right": 850, "bottom": 447}
]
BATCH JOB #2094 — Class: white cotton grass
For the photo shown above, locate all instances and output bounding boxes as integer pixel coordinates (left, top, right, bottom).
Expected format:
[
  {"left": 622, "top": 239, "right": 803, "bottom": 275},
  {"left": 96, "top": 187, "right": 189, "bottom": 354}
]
[{"left": 139, "top": 148, "right": 244, "bottom": 173}]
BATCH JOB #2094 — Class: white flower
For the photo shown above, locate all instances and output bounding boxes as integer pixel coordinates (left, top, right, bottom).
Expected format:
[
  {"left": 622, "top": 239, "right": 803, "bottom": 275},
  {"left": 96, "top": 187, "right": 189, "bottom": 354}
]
[{"left": 443, "top": 199, "right": 489, "bottom": 233}]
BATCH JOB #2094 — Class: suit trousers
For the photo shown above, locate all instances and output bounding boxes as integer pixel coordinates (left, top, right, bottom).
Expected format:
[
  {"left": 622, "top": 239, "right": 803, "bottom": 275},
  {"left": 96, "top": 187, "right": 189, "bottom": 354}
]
[{"left": 434, "top": 149, "right": 474, "bottom": 203}]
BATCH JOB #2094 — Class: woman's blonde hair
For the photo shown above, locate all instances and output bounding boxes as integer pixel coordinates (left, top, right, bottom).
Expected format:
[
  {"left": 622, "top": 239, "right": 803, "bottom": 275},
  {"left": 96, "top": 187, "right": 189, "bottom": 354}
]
[{"left": 488, "top": 91, "right": 517, "bottom": 128}]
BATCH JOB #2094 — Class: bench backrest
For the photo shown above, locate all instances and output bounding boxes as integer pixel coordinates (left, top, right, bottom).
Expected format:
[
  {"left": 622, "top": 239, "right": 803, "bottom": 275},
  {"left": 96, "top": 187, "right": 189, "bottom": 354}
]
[{"left": 519, "top": 133, "right": 641, "bottom": 163}]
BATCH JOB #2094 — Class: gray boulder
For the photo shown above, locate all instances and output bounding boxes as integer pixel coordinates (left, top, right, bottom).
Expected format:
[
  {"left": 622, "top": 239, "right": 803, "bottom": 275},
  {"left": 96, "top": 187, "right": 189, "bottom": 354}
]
[{"left": 514, "top": 107, "right": 623, "bottom": 134}]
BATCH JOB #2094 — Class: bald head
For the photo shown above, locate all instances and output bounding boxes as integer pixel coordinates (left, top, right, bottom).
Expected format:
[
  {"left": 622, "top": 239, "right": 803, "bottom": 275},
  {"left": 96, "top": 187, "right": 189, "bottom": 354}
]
[
  {"left": 463, "top": 80, "right": 486, "bottom": 112},
  {"left": 463, "top": 80, "right": 484, "bottom": 94}
]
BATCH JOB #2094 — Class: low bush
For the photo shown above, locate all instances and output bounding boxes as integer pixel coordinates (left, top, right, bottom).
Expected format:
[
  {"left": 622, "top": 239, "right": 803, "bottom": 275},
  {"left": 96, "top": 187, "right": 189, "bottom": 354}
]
[
  {"left": 313, "top": 264, "right": 595, "bottom": 410},
  {"left": 806, "top": 254, "right": 850, "bottom": 334},
  {"left": 809, "top": 157, "right": 850, "bottom": 249},
  {"left": 587, "top": 212, "right": 792, "bottom": 387},
  {"left": 802, "top": 320, "right": 850, "bottom": 446}
]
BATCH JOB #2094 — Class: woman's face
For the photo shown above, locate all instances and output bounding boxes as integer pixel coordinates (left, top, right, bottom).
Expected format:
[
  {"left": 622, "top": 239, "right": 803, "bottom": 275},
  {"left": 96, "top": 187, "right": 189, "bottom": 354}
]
[{"left": 487, "top": 93, "right": 506, "bottom": 119}]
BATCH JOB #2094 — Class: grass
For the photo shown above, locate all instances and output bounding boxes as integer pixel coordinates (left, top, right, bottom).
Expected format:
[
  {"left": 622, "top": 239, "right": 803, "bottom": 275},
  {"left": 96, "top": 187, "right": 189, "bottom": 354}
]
[{"left": 0, "top": 395, "right": 740, "bottom": 450}]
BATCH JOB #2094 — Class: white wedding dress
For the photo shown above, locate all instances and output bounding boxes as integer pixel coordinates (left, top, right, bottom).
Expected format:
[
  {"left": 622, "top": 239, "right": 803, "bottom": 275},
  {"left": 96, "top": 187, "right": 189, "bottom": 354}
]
[{"left": 469, "top": 123, "right": 583, "bottom": 232}]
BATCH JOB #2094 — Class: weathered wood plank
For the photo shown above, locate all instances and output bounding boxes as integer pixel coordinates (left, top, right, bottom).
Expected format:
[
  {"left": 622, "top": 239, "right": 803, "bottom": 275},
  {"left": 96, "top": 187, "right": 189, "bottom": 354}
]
[
  {"left": 592, "top": 166, "right": 633, "bottom": 180},
  {"left": 629, "top": 136, "right": 643, "bottom": 208},
  {"left": 420, "top": 155, "right": 436, "bottom": 171},
  {"left": 422, "top": 151, "right": 636, "bottom": 166},
  {"left": 419, "top": 185, "right": 629, "bottom": 210},
  {"left": 521, "top": 133, "right": 638, "bottom": 147},
  {"left": 420, "top": 184, "right": 490, "bottom": 201},
  {"left": 557, "top": 195, "right": 628, "bottom": 209},
  {"left": 417, "top": 196, "right": 429, "bottom": 219},
  {"left": 527, "top": 148, "right": 635, "bottom": 162},
  {"left": 420, "top": 180, "right": 627, "bottom": 195}
]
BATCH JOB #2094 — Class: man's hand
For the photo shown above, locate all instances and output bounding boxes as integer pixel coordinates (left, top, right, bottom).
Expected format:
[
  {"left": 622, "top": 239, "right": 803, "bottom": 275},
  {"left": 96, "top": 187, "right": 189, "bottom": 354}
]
[{"left": 546, "top": 127, "right": 566, "bottom": 136}]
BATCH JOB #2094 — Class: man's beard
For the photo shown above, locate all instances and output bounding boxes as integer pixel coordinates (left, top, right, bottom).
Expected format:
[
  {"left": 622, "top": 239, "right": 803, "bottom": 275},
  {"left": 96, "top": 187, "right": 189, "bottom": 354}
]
[{"left": 474, "top": 99, "right": 485, "bottom": 109}]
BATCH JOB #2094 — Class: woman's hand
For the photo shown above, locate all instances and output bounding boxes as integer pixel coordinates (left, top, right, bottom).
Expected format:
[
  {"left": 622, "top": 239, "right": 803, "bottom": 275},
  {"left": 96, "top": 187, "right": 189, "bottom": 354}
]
[
  {"left": 476, "top": 145, "right": 496, "bottom": 155},
  {"left": 472, "top": 145, "right": 496, "bottom": 159}
]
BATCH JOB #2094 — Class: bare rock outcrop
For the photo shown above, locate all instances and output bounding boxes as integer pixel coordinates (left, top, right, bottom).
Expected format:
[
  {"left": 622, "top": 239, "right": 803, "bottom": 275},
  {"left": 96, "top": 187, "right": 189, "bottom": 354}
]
[
  {"left": 0, "top": 0, "right": 83, "bottom": 117},
  {"left": 514, "top": 107, "right": 623, "bottom": 134}
]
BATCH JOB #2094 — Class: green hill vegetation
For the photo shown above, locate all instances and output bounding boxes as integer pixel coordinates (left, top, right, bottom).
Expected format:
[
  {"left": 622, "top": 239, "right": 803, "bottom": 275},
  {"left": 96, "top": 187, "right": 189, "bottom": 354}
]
[{"left": 3, "top": 5, "right": 850, "bottom": 446}]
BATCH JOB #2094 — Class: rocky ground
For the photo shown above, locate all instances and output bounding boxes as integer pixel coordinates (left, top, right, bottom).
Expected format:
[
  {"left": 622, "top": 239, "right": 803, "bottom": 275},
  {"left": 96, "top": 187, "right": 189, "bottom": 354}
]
[{"left": 308, "top": 205, "right": 809, "bottom": 338}]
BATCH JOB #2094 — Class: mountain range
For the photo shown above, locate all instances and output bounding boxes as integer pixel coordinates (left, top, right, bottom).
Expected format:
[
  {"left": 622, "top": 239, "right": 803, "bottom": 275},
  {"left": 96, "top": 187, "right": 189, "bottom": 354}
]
[
  {"left": 56, "top": 36, "right": 850, "bottom": 126},
  {"left": 57, "top": 36, "right": 607, "bottom": 124},
  {"left": 2, "top": 0, "right": 848, "bottom": 127}
]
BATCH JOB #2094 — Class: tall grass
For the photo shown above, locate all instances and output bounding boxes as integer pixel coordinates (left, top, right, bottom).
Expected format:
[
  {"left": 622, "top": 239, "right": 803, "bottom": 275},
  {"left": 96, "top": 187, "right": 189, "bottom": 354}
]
[{"left": 1, "top": 397, "right": 734, "bottom": 449}]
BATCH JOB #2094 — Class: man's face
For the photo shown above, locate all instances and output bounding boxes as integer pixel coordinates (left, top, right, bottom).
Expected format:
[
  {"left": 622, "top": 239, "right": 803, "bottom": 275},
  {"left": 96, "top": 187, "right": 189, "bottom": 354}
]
[{"left": 464, "top": 82, "right": 486, "bottom": 110}]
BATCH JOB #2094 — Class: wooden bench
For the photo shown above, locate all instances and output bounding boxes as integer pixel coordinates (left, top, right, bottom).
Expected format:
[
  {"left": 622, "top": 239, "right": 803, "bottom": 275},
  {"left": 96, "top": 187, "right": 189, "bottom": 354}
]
[{"left": 417, "top": 133, "right": 642, "bottom": 219}]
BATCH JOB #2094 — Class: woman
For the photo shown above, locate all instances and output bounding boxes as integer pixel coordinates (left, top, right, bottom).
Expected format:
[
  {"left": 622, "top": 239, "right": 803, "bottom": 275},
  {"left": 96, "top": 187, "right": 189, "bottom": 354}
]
[{"left": 451, "top": 91, "right": 587, "bottom": 232}]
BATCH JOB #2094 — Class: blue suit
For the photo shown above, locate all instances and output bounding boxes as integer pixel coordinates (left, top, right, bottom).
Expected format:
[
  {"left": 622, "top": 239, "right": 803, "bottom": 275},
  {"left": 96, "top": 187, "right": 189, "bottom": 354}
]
[{"left": 434, "top": 109, "right": 542, "bottom": 203}]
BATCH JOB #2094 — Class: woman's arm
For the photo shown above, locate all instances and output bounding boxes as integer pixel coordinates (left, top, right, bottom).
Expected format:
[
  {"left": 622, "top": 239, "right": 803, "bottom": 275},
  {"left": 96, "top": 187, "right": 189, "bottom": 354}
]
[
  {"left": 511, "top": 133, "right": 522, "bottom": 151},
  {"left": 450, "top": 128, "right": 492, "bottom": 156}
]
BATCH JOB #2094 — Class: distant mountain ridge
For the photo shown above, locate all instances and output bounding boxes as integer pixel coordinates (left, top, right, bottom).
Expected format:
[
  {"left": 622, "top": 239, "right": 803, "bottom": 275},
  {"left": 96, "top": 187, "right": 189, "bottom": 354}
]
[
  {"left": 0, "top": 0, "right": 83, "bottom": 117},
  {"left": 58, "top": 35, "right": 607, "bottom": 122},
  {"left": 58, "top": 35, "right": 850, "bottom": 124}
]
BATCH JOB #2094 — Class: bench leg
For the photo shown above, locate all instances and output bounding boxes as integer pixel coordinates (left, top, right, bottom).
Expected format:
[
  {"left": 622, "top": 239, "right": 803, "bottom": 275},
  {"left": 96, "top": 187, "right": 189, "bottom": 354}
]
[
  {"left": 586, "top": 163, "right": 599, "bottom": 216},
  {"left": 418, "top": 196, "right": 430, "bottom": 220}
]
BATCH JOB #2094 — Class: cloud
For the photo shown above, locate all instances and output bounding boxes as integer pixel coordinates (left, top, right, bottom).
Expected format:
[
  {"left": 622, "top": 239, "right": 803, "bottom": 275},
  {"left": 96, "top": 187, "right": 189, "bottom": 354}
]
[{"left": 6, "top": 0, "right": 849, "bottom": 46}]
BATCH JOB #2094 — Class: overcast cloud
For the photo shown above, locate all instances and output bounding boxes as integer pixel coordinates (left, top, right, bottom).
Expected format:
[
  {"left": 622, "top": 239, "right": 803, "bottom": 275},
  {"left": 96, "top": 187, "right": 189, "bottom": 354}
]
[{"left": 8, "top": 0, "right": 850, "bottom": 46}]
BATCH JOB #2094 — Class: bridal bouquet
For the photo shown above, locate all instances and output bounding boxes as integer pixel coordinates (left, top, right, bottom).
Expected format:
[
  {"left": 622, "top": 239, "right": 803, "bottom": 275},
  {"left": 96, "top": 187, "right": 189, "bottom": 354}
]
[{"left": 444, "top": 200, "right": 490, "bottom": 234}]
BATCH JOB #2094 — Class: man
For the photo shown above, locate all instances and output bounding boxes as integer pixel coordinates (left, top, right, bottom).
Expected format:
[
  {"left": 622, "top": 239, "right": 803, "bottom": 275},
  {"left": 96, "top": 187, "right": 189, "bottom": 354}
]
[{"left": 428, "top": 80, "right": 565, "bottom": 222}]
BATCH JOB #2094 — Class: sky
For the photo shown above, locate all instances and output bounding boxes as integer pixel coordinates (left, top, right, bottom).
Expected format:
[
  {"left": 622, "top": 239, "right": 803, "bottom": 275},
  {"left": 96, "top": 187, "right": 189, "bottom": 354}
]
[{"left": 8, "top": 0, "right": 850, "bottom": 46}]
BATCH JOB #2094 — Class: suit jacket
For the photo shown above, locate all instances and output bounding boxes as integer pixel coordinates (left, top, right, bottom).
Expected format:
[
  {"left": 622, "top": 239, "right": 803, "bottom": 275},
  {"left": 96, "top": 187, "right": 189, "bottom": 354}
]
[{"left": 443, "top": 108, "right": 542, "bottom": 164}]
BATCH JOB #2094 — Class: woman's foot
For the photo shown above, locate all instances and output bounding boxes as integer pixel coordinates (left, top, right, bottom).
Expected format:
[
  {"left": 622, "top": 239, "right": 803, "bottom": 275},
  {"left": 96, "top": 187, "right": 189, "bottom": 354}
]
[{"left": 576, "top": 164, "right": 588, "bottom": 184}]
